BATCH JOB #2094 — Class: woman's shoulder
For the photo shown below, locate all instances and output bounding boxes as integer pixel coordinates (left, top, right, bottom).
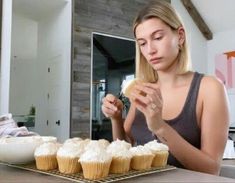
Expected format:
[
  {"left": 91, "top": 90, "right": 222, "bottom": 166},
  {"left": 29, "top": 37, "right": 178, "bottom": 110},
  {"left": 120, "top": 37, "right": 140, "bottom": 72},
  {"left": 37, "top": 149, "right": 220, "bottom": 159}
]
[
  {"left": 199, "top": 73, "right": 226, "bottom": 96},
  {"left": 200, "top": 74, "right": 224, "bottom": 88}
]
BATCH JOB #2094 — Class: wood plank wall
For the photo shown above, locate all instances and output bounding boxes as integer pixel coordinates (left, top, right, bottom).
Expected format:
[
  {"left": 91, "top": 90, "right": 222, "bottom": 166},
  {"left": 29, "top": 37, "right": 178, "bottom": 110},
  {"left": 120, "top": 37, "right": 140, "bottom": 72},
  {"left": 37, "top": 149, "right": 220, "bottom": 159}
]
[{"left": 71, "top": 0, "right": 168, "bottom": 138}]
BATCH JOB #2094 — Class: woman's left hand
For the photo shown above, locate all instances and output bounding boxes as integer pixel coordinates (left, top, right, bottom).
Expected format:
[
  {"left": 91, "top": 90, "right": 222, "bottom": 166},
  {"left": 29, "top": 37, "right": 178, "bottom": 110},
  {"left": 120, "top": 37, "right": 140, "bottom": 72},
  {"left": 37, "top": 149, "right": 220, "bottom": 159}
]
[{"left": 130, "top": 82, "right": 164, "bottom": 132}]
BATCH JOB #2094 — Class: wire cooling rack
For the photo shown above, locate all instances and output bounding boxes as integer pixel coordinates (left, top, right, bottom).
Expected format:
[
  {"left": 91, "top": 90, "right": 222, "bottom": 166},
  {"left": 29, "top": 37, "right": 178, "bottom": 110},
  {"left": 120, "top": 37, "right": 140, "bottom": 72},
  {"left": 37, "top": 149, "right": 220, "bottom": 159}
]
[{"left": 0, "top": 161, "right": 176, "bottom": 183}]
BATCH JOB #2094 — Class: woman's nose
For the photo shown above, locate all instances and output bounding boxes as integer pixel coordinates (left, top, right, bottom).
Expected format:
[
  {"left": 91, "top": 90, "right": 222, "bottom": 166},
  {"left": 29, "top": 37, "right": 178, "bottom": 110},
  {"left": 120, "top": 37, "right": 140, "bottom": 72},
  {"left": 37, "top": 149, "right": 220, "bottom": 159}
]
[{"left": 147, "top": 41, "right": 157, "bottom": 55}]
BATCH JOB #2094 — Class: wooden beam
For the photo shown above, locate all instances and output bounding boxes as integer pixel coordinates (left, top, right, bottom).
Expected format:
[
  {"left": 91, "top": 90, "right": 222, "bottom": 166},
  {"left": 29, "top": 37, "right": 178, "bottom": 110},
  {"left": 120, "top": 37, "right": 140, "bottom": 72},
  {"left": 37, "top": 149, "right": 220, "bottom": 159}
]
[{"left": 181, "top": 0, "right": 213, "bottom": 40}]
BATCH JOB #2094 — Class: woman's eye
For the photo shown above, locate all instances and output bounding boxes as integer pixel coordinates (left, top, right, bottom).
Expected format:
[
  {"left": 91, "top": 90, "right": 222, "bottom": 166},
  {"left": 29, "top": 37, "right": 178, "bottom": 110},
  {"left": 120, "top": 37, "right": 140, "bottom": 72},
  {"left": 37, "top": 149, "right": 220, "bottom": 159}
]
[
  {"left": 154, "top": 36, "right": 163, "bottom": 40},
  {"left": 139, "top": 42, "right": 146, "bottom": 47}
]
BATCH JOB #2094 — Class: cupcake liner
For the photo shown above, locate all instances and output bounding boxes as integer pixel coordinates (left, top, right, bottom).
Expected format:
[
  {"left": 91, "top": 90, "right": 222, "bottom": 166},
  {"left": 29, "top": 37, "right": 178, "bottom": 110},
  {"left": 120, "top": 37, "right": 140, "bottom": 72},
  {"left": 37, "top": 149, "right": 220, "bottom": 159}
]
[
  {"left": 57, "top": 156, "right": 81, "bottom": 174},
  {"left": 109, "top": 157, "right": 131, "bottom": 174},
  {"left": 35, "top": 155, "right": 58, "bottom": 171},
  {"left": 152, "top": 151, "right": 169, "bottom": 167},
  {"left": 81, "top": 161, "right": 111, "bottom": 180},
  {"left": 131, "top": 154, "right": 154, "bottom": 170}
]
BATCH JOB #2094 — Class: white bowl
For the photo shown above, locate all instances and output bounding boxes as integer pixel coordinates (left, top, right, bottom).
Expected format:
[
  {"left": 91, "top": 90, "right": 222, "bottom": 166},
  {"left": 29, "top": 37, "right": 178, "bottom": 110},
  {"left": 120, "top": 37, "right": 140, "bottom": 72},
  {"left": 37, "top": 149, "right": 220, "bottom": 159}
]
[{"left": 0, "top": 136, "right": 43, "bottom": 164}]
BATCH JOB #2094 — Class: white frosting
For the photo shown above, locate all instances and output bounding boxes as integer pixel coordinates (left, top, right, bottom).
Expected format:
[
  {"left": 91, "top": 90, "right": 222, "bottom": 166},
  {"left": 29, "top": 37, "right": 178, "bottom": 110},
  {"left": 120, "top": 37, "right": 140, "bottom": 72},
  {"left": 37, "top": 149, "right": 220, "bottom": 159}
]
[
  {"left": 98, "top": 139, "right": 110, "bottom": 148},
  {"left": 129, "top": 145, "right": 153, "bottom": 156},
  {"left": 109, "top": 139, "right": 131, "bottom": 149},
  {"left": 64, "top": 137, "right": 82, "bottom": 145},
  {"left": 106, "top": 145, "right": 132, "bottom": 158},
  {"left": 57, "top": 143, "right": 83, "bottom": 158},
  {"left": 144, "top": 140, "right": 169, "bottom": 153},
  {"left": 80, "top": 138, "right": 91, "bottom": 147},
  {"left": 84, "top": 140, "right": 107, "bottom": 151},
  {"left": 34, "top": 142, "right": 60, "bottom": 156},
  {"left": 121, "top": 79, "right": 135, "bottom": 94},
  {"left": 79, "top": 149, "right": 112, "bottom": 163}
]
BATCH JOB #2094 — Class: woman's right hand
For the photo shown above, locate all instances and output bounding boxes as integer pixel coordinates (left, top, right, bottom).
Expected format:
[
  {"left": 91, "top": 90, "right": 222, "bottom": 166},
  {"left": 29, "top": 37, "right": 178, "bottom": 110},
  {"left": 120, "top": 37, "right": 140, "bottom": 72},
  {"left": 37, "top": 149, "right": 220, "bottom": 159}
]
[{"left": 101, "top": 94, "right": 123, "bottom": 120}]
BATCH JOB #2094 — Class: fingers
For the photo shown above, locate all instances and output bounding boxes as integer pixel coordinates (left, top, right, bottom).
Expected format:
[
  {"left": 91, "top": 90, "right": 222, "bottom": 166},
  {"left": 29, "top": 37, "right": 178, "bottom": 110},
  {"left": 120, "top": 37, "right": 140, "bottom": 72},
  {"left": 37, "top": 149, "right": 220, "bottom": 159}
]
[
  {"left": 132, "top": 83, "right": 162, "bottom": 106},
  {"left": 102, "top": 95, "right": 118, "bottom": 111},
  {"left": 101, "top": 94, "right": 123, "bottom": 118},
  {"left": 142, "top": 82, "right": 160, "bottom": 90},
  {"left": 101, "top": 105, "right": 116, "bottom": 118}
]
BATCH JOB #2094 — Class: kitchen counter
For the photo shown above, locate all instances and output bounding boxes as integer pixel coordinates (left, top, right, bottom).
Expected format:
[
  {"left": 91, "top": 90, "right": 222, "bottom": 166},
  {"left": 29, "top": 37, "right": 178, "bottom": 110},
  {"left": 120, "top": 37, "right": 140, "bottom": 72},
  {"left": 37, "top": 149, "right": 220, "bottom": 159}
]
[{"left": 0, "top": 163, "right": 235, "bottom": 183}]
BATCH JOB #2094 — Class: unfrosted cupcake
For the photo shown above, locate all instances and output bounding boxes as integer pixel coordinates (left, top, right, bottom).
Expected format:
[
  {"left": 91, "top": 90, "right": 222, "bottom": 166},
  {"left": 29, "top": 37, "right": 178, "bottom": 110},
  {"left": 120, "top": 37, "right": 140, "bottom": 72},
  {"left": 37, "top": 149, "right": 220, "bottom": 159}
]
[
  {"left": 34, "top": 142, "right": 60, "bottom": 171},
  {"left": 79, "top": 149, "right": 112, "bottom": 180},
  {"left": 129, "top": 145, "right": 154, "bottom": 170},
  {"left": 144, "top": 140, "right": 169, "bottom": 167},
  {"left": 57, "top": 142, "right": 84, "bottom": 174},
  {"left": 106, "top": 144, "right": 132, "bottom": 174}
]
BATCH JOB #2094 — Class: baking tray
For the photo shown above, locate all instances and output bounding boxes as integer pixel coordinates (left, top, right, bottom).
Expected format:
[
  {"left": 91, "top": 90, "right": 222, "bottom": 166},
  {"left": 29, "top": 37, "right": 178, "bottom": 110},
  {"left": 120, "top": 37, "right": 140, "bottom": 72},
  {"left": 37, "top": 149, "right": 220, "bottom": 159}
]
[{"left": 0, "top": 161, "right": 176, "bottom": 183}]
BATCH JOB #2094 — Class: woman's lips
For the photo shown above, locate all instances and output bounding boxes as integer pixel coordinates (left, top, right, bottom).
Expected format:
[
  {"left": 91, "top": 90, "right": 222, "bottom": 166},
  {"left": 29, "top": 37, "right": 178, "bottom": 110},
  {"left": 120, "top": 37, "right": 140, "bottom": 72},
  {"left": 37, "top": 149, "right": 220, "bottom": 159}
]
[{"left": 150, "top": 57, "right": 162, "bottom": 64}]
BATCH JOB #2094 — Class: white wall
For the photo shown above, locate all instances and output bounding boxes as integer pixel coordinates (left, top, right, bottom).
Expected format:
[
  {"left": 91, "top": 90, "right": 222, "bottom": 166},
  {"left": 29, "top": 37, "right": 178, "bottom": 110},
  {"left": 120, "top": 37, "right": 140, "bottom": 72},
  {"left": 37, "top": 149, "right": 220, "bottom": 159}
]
[
  {"left": 9, "top": 12, "right": 38, "bottom": 115},
  {"left": 207, "top": 29, "right": 235, "bottom": 126},
  {"left": 172, "top": 0, "right": 207, "bottom": 73},
  {"left": 0, "top": 0, "right": 12, "bottom": 115},
  {"left": 207, "top": 29, "right": 235, "bottom": 76}
]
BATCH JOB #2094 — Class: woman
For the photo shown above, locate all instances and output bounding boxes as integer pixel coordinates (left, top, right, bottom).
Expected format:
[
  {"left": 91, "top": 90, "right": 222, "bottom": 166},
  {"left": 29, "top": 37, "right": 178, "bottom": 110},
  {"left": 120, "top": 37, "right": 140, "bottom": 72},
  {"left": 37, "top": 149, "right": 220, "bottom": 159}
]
[{"left": 101, "top": 0, "right": 229, "bottom": 175}]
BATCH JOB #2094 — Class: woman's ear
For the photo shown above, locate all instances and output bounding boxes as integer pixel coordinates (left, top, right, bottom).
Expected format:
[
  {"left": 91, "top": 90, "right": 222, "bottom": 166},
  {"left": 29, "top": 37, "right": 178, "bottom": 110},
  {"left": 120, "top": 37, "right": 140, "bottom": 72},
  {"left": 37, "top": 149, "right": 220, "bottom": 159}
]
[{"left": 178, "top": 26, "right": 185, "bottom": 46}]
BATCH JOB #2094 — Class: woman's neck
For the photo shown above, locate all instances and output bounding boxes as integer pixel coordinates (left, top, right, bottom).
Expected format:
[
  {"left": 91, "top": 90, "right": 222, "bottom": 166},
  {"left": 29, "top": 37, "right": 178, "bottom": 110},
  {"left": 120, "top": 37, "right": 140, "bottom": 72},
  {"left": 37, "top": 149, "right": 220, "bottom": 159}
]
[{"left": 157, "top": 70, "right": 191, "bottom": 89}]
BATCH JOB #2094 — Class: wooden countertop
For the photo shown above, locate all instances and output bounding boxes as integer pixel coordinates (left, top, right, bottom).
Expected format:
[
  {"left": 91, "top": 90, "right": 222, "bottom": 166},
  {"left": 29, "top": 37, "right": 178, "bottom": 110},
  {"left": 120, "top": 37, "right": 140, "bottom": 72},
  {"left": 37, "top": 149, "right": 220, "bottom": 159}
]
[{"left": 1, "top": 163, "right": 235, "bottom": 183}]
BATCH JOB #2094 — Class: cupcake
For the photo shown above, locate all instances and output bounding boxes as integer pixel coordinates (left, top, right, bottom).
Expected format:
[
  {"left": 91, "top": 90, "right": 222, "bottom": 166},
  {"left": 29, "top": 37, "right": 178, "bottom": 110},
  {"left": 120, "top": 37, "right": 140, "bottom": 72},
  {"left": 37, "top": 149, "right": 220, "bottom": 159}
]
[
  {"left": 106, "top": 144, "right": 132, "bottom": 174},
  {"left": 98, "top": 139, "right": 110, "bottom": 148},
  {"left": 110, "top": 139, "right": 132, "bottom": 149},
  {"left": 63, "top": 137, "right": 82, "bottom": 145},
  {"left": 56, "top": 142, "right": 84, "bottom": 174},
  {"left": 144, "top": 140, "right": 169, "bottom": 167},
  {"left": 79, "top": 148, "right": 112, "bottom": 180},
  {"left": 129, "top": 145, "right": 154, "bottom": 170},
  {"left": 122, "top": 78, "right": 145, "bottom": 98},
  {"left": 84, "top": 140, "right": 109, "bottom": 151},
  {"left": 34, "top": 142, "right": 60, "bottom": 171}
]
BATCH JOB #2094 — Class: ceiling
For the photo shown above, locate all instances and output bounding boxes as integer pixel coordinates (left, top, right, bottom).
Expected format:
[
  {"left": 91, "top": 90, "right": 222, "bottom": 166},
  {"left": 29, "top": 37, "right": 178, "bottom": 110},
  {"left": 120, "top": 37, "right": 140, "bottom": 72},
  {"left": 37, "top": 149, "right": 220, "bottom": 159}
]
[
  {"left": 13, "top": 0, "right": 68, "bottom": 21},
  {"left": 13, "top": 0, "right": 235, "bottom": 34},
  {"left": 191, "top": 0, "right": 235, "bottom": 33}
]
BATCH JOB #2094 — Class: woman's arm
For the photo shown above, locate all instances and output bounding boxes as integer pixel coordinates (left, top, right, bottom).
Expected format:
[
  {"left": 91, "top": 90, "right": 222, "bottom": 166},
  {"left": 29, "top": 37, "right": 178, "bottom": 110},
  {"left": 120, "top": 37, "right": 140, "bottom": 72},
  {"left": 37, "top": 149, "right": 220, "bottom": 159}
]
[
  {"left": 155, "top": 76, "right": 229, "bottom": 174},
  {"left": 101, "top": 94, "right": 125, "bottom": 140},
  {"left": 111, "top": 102, "right": 136, "bottom": 143},
  {"left": 123, "top": 104, "right": 136, "bottom": 144},
  {"left": 101, "top": 94, "right": 135, "bottom": 141}
]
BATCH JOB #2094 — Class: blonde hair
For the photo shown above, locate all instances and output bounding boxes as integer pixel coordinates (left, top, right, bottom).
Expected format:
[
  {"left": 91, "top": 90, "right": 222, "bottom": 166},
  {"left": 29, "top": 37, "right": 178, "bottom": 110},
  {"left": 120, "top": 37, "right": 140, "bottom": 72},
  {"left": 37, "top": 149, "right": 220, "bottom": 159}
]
[{"left": 133, "top": 0, "right": 191, "bottom": 82}]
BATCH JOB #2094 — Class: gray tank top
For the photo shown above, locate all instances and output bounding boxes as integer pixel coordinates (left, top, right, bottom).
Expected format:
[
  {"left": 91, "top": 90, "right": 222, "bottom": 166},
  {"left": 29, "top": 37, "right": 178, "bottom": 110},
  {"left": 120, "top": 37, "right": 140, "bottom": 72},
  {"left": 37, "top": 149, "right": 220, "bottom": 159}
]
[{"left": 130, "top": 72, "right": 203, "bottom": 168}]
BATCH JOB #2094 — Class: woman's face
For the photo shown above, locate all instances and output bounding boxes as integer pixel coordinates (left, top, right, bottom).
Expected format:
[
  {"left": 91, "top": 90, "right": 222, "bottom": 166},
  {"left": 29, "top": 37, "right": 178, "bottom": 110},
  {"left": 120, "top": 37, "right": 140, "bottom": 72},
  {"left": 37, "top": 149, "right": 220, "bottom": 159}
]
[{"left": 135, "top": 18, "right": 183, "bottom": 72}]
